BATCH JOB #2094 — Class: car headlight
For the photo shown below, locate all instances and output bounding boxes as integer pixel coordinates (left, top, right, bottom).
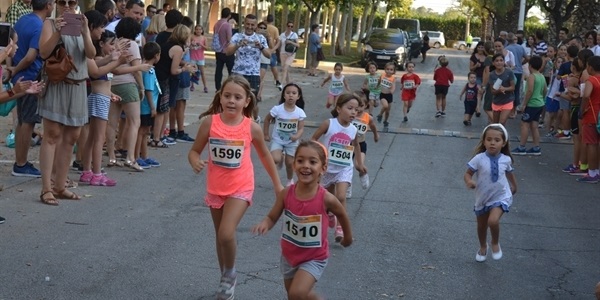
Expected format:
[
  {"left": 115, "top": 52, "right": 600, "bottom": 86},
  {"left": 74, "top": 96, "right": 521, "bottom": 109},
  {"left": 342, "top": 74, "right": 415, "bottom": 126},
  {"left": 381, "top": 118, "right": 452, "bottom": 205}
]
[
  {"left": 364, "top": 44, "right": 373, "bottom": 52},
  {"left": 395, "top": 46, "right": 405, "bottom": 55}
]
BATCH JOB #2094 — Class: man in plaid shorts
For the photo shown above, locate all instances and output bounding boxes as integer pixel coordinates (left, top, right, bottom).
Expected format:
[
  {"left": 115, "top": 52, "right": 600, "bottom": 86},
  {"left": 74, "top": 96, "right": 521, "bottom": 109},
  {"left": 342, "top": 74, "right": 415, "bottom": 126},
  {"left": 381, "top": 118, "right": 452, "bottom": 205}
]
[{"left": 225, "top": 13, "right": 270, "bottom": 122}]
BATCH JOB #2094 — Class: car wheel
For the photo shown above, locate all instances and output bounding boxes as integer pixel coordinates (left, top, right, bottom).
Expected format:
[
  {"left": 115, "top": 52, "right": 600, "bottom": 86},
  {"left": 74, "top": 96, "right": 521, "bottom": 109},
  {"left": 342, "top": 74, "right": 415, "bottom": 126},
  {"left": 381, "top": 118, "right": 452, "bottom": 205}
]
[
  {"left": 434, "top": 42, "right": 441, "bottom": 49},
  {"left": 459, "top": 45, "right": 465, "bottom": 51}
]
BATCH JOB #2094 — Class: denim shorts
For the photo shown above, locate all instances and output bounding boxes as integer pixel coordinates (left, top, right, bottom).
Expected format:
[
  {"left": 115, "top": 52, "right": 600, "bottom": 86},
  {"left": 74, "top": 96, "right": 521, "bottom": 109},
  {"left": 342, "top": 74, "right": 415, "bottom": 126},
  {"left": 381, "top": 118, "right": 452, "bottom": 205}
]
[
  {"left": 281, "top": 256, "right": 328, "bottom": 281},
  {"left": 270, "top": 140, "right": 298, "bottom": 156}
]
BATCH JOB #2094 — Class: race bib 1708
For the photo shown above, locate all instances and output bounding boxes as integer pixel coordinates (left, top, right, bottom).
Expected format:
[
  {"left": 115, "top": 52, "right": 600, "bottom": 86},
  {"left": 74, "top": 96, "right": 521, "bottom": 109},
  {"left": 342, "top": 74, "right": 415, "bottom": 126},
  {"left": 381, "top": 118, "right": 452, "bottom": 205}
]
[
  {"left": 209, "top": 138, "right": 244, "bottom": 168},
  {"left": 281, "top": 209, "right": 322, "bottom": 248}
]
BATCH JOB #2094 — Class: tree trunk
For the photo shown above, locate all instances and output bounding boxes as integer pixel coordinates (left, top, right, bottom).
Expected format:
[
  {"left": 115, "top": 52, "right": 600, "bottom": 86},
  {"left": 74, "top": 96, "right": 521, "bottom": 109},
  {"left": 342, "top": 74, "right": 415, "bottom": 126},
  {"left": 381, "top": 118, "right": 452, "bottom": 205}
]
[
  {"left": 336, "top": 3, "right": 349, "bottom": 55},
  {"left": 322, "top": 6, "right": 329, "bottom": 42},
  {"left": 294, "top": 5, "right": 301, "bottom": 28},
  {"left": 384, "top": 10, "right": 392, "bottom": 28},
  {"left": 281, "top": 4, "right": 288, "bottom": 28},
  {"left": 330, "top": 3, "right": 340, "bottom": 56},
  {"left": 365, "top": 0, "right": 378, "bottom": 41},
  {"left": 345, "top": 3, "right": 353, "bottom": 54},
  {"left": 357, "top": 6, "right": 368, "bottom": 53}
]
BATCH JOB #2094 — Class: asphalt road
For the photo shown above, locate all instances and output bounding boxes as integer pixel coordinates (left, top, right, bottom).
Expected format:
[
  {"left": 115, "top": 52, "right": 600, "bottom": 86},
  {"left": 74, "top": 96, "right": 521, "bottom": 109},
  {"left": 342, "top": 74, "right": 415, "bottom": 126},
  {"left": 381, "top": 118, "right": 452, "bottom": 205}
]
[{"left": 1, "top": 48, "right": 599, "bottom": 299}]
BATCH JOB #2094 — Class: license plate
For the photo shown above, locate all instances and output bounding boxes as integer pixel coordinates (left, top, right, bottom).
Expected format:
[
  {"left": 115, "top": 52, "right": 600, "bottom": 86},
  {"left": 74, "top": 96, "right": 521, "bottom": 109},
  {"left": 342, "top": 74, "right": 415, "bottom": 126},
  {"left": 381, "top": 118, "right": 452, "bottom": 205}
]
[{"left": 376, "top": 55, "right": 390, "bottom": 60}]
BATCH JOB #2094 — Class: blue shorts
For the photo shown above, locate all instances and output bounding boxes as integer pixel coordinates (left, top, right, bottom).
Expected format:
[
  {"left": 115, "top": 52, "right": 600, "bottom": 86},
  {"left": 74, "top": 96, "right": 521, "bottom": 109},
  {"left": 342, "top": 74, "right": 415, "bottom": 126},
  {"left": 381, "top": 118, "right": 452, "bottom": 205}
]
[
  {"left": 260, "top": 63, "right": 269, "bottom": 70},
  {"left": 270, "top": 54, "right": 278, "bottom": 67},
  {"left": 545, "top": 97, "right": 559, "bottom": 113}
]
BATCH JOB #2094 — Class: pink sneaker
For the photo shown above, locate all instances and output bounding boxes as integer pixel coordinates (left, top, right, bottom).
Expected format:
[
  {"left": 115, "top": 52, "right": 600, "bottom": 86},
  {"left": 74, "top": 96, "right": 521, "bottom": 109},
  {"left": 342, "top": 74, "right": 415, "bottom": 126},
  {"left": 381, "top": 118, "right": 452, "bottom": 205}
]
[
  {"left": 79, "top": 171, "right": 93, "bottom": 183},
  {"left": 328, "top": 212, "right": 336, "bottom": 228},
  {"left": 335, "top": 226, "right": 344, "bottom": 243},
  {"left": 90, "top": 174, "right": 117, "bottom": 186}
]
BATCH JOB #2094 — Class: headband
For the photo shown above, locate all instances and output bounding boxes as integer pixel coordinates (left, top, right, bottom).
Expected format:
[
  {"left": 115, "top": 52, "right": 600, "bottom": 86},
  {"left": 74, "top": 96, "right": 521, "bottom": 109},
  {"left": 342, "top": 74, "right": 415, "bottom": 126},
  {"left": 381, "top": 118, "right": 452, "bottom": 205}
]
[
  {"left": 314, "top": 141, "right": 328, "bottom": 162},
  {"left": 482, "top": 123, "right": 509, "bottom": 140}
]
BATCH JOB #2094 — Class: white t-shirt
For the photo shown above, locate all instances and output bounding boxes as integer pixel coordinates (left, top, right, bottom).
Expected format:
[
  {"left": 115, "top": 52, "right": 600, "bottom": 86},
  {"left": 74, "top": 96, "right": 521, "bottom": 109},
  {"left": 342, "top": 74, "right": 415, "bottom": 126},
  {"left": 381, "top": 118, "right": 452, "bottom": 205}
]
[
  {"left": 279, "top": 31, "right": 299, "bottom": 53},
  {"left": 467, "top": 152, "right": 514, "bottom": 212},
  {"left": 111, "top": 40, "right": 141, "bottom": 86},
  {"left": 269, "top": 104, "right": 306, "bottom": 144},
  {"left": 230, "top": 32, "right": 268, "bottom": 76},
  {"left": 320, "top": 118, "right": 357, "bottom": 173}
]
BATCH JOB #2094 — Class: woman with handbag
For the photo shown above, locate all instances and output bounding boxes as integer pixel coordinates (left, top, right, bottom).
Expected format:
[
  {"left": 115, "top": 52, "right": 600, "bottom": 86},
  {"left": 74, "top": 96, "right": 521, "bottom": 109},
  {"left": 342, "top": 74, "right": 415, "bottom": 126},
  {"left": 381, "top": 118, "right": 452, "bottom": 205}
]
[
  {"left": 37, "top": 1, "right": 96, "bottom": 203},
  {"left": 307, "top": 24, "right": 322, "bottom": 76},
  {"left": 278, "top": 21, "right": 299, "bottom": 84}
]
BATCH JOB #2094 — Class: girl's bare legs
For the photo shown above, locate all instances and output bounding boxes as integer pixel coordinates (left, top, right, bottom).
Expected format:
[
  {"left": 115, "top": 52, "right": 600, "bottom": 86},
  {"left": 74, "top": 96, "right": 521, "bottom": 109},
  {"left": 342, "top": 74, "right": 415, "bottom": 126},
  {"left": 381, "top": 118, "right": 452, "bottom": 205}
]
[
  {"left": 135, "top": 126, "right": 149, "bottom": 160},
  {"left": 378, "top": 99, "right": 389, "bottom": 121},
  {"left": 285, "top": 153, "right": 294, "bottom": 181},
  {"left": 121, "top": 102, "right": 141, "bottom": 163},
  {"left": 106, "top": 103, "right": 120, "bottom": 163},
  {"left": 487, "top": 207, "right": 504, "bottom": 253},
  {"left": 271, "top": 149, "right": 283, "bottom": 168},
  {"left": 209, "top": 198, "right": 249, "bottom": 272},
  {"left": 176, "top": 100, "right": 186, "bottom": 134},
  {"left": 199, "top": 65, "right": 208, "bottom": 91},
  {"left": 152, "top": 112, "right": 166, "bottom": 144},
  {"left": 258, "top": 67, "right": 266, "bottom": 101},
  {"left": 284, "top": 270, "right": 321, "bottom": 300},
  {"left": 441, "top": 96, "right": 447, "bottom": 113},
  {"left": 40, "top": 119, "right": 81, "bottom": 195},
  {"left": 75, "top": 124, "right": 89, "bottom": 165},
  {"left": 84, "top": 117, "right": 108, "bottom": 174},
  {"left": 476, "top": 213, "right": 489, "bottom": 255}
]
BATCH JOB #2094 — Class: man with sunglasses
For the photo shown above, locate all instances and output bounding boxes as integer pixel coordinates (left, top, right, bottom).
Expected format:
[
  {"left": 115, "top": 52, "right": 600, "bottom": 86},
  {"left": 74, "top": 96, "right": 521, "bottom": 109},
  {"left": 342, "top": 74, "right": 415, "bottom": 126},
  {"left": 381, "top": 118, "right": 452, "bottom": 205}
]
[
  {"left": 8, "top": 0, "right": 54, "bottom": 178},
  {"left": 142, "top": 5, "right": 157, "bottom": 35}
]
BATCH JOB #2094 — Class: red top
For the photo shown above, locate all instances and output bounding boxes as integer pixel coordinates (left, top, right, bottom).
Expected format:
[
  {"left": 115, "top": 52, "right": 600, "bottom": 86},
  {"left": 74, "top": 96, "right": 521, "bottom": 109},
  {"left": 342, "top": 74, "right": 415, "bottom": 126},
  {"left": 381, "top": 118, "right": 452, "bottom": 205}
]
[
  {"left": 206, "top": 114, "right": 254, "bottom": 195},
  {"left": 583, "top": 75, "right": 600, "bottom": 125},
  {"left": 401, "top": 73, "right": 421, "bottom": 101},
  {"left": 281, "top": 185, "right": 329, "bottom": 267},
  {"left": 433, "top": 66, "right": 454, "bottom": 86}
]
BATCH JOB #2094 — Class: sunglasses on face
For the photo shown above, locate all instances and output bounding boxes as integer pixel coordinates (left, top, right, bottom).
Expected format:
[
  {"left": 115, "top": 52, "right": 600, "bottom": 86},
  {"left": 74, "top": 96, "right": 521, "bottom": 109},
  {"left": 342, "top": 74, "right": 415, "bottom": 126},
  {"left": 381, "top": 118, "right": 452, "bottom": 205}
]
[
  {"left": 258, "top": 26, "right": 266, "bottom": 30},
  {"left": 149, "top": 10, "right": 157, "bottom": 14},
  {"left": 56, "top": 0, "right": 77, "bottom": 7},
  {"left": 287, "top": 25, "right": 293, "bottom": 28}
]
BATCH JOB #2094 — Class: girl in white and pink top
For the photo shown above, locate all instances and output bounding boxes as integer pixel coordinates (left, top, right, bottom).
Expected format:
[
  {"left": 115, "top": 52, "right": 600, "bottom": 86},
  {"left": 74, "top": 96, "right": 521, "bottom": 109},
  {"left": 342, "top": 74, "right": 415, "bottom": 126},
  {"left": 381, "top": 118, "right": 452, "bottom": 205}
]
[{"left": 190, "top": 25, "right": 208, "bottom": 92}]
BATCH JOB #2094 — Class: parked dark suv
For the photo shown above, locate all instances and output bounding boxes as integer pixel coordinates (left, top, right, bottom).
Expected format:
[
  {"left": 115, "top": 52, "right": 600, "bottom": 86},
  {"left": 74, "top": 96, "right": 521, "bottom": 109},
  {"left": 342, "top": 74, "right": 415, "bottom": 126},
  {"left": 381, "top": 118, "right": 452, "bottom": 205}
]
[{"left": 361, "top": 28, "right": 409, "bottom": 70}]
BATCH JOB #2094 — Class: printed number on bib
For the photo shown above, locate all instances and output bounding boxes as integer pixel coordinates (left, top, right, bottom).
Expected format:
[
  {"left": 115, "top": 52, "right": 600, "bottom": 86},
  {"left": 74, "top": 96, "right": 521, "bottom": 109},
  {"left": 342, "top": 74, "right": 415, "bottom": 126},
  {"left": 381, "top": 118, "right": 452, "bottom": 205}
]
[
  {"left": 209, "top": 138, "right": 244, "bottom": 168},
  {"left": 276, "top": 118, "right": 298, "bottom": 141},
  {"left": 352, "top": 121, "right": 368, "bottom": 136},
  {"left": 328, "top": 142, "right": 353, "bottom": 166},
  {"left": 282, "top": 209, "right": 322, "bottom": 248},
  {"left": 381, "top": 78, "right": 393, "bottom": 89},
  {"left": 403, "top": 80, "right": 415, "bottom": 89}
]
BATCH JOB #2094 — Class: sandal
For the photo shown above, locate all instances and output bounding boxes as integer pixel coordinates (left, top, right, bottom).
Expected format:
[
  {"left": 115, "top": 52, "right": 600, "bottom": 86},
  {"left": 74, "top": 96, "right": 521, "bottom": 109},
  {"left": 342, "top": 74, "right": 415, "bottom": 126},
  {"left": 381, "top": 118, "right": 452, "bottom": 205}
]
[
  {"left": 107, "top": 159, "right": 123, "bottom": 167},
  {"left": 51, "top": 178, "right": 78, "bottom": 189},
  {"left": 149, "top": 140, "right": 169, "bottom": 148},
  {"left": 53, "top": 188, "right": 81, "bottom": 200},
  {"left": 40, "top": 191, "right": 59, "bottom": 206},
  {"left": 115, "top": 149, "right": 127, "bottom": 159},
  {"left": 124, "top": 160, "right": 144, "bottom": 172}
]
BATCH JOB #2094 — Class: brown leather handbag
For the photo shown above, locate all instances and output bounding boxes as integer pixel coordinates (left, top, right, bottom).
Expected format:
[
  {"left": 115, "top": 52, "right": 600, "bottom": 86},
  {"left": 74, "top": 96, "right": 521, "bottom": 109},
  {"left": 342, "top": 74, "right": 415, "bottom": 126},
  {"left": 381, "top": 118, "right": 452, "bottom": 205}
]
[{"left": 44, "top": 44, "right": 78, "bottom": 83}]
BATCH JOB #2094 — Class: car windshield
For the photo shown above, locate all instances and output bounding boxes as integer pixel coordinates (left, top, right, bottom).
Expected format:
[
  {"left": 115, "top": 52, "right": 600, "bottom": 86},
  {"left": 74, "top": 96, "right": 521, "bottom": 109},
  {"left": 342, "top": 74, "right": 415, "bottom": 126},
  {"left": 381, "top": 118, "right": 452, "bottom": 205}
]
[
  {"left": 389, "top": 20, "right": 417, "bottom": 33},
  {"left": 369, "top": 30, "right": 405, "bottom": 44}
]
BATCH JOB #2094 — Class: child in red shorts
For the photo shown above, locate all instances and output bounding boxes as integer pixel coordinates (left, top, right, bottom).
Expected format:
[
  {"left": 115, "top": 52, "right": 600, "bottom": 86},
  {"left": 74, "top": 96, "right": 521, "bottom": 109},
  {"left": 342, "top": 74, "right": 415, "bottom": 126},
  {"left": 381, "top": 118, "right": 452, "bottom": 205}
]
[
  {"left": 578, "top": 56, "right": 600, "bottom": 183},
  {"left": 400, "top": 62, "right": 421, "bottom": 122}
]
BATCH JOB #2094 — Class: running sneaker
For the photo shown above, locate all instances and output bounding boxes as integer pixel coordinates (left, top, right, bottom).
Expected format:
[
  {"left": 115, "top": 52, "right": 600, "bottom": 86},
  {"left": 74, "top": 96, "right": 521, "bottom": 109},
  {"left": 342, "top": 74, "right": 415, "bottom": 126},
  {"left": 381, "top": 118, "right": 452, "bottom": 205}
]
[
  {"left": 526, "top": 146, "right": 542, "bottom": 156},
  {"left": 161, "top": 136, "right": 177, "bottom": 145},
  {"left": 435, "top": 111, "right": 442, "bottom": 118},
  {"left": 360, "top": 174, "right": 370, "bottom": 189},
  {"left": 576, "top": 174, "right": 600, "bottom": 184},
  {"left": 176, "top": 133, "right": 195, "bottom": 143},
  {"left": 440, "top": 111, "right": 446, "bottom": 117},
  {"left": 376, "top": 115, "right": 382, "bottom": 123},
  {"left": 144, "top": 157, "right": 161, "bottom": 167},
  {"left": 402, "top": 116, "right": 408, "bottom": 122},
  {"left": 511, "top": 146, "right": 527, "bottom": 156},
  {"left": 136, "top": 158, "right": 152, "bottom": 169},
  {"left": 327, "top": 212, "right": 336, "bottom": 228},
  {"left": 383, "top": 121, "right": 389, "bottom": 132},
  {"left": 0, "top": 216, "right": 5, "bottom": 224},
  {"left": 335, "top": 226, "right": 344, "bottom": 243},
  {"left": 568, "top": 168, "right": 589, "bottom": 176},
  {"left": 346, "top": 186, "right": 352, "bottom": 199},
  {"left": 562, "top": 164, "right": 578, "bottom": 173},
  {"left": 71, "top": 160, "right": 83, "bottom": 171},
  {"left": 216, "top": 272, "right": 237, "bottom": 300},
  {"left": 463, "top": 120, "right": 469, "bottom": 126},
  {"left": 276, "top": 82, "right": 283, "bottom": 91},
  {"left": 90, "top": 173, "right": 117, "bottom": 186},
  {"left": 79, "top": 170, "right": 93, "bottom": 183},
  {"left": 12, "top": 162, "right": 41, "bottom": 178},
  {"left": 554, "top": 131, "right": 571, "bottom": 140}
]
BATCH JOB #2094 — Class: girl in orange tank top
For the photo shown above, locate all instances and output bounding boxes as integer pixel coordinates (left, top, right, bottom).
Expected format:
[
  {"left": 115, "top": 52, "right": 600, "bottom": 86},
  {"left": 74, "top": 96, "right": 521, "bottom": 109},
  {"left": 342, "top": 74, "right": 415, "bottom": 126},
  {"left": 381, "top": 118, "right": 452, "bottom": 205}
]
[{"left": 188, "top": 76, "right": 284, "bottom": 300}]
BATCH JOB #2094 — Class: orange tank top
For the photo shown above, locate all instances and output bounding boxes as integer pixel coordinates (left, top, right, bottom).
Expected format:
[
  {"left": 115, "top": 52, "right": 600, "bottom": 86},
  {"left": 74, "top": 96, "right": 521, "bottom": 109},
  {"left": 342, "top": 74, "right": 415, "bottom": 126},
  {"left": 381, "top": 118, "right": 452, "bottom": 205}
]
[
  {"left": 207, "top": 114, "right": 255, "bottom": 195},
  {"left": 352, "top": 113, "right": 371, "bottom": 138}
]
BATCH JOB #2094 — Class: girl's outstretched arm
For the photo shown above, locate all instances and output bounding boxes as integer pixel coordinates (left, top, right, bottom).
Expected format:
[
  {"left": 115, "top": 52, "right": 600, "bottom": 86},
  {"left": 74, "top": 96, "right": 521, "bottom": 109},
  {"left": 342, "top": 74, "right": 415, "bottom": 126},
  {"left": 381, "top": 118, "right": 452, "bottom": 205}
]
[
  {"left": 320, "top": 74, "right": 332, "bottom": 87},
  {"left": 251, "top": 187, "right": 287, "bottom": 235},
  {"left": 324, "top": 191, "right": 352, "bottom": 247},
  {"left": 343, "top": 77, "right": 351, "bottom": 92},
  {"left": 251, "top": 122, "right": 284, "bottom": 192},
  {"left": 291, "top": 119, "right": 305, "bottom": 142},
  {"left": 311, "top": 119, "right": 330, "bottom": 141},
  {"left": 506, "top": 171, "right": 517, "bottom": 195},
  {"left": 188, "top": 116, "right": 212, "bottom": 173},
  {"left": 263, "top": 113, "right": 274, "bottom": 142}
]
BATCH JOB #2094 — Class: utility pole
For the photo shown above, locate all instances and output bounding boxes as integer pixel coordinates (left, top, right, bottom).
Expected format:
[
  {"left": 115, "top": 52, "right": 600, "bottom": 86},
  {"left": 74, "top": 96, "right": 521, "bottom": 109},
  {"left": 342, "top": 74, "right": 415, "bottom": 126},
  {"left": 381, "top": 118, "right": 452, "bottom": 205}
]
[{"left": 517, "top": 0, "right": 526, "bottom": 30}]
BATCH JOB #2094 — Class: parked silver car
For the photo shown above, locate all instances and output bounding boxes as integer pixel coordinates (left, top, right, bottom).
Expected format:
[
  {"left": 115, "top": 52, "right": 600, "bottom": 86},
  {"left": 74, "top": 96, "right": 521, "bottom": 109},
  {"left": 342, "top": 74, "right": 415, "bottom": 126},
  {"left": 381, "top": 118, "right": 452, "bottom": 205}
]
[
  {"left": 421, "top": 31, "right": 445, "bottom": 48},
  {"left": 453, "top": 37, "right": 481, "bottom": 50}
]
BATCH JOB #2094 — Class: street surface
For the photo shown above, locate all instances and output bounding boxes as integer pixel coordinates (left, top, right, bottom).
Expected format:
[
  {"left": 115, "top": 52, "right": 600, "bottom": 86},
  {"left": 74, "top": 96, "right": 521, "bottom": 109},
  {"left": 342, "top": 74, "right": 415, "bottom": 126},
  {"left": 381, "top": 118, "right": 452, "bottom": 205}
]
[{"left": 0, "top": 49, "right": 599, "bottom": 299}]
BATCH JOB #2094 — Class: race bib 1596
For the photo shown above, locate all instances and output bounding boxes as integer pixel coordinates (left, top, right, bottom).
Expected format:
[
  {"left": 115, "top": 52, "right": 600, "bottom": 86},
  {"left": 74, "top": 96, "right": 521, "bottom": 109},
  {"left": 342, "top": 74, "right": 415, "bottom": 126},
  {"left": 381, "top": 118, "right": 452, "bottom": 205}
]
[{"left": 209, "top": 138, "right": 244, "bottom": 168}]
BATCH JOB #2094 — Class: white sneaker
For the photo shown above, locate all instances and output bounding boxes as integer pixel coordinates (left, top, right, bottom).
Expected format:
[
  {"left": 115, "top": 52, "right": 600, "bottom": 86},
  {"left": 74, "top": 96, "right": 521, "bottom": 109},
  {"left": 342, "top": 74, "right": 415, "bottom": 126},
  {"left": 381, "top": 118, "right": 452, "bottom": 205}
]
[
  {"left": 346, "top": 186, "right": 352, "bottom": 199},
  {"left": 286, "top": 178, "right": 294, "bottom": 187},
  {"left": 360, "top": 174, "right": 370, "bottom": 190}
]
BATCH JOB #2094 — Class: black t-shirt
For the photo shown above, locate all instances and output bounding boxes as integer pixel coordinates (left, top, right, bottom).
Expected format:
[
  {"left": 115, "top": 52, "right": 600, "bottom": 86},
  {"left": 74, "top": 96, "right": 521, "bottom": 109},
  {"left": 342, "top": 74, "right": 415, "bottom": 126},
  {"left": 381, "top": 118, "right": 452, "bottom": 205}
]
[
  {"left": 155, "top": 31, "right": 172, "bottom": 46},
  {"left": 155, "top": 41, "right": 177, "bottom": 82}
]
